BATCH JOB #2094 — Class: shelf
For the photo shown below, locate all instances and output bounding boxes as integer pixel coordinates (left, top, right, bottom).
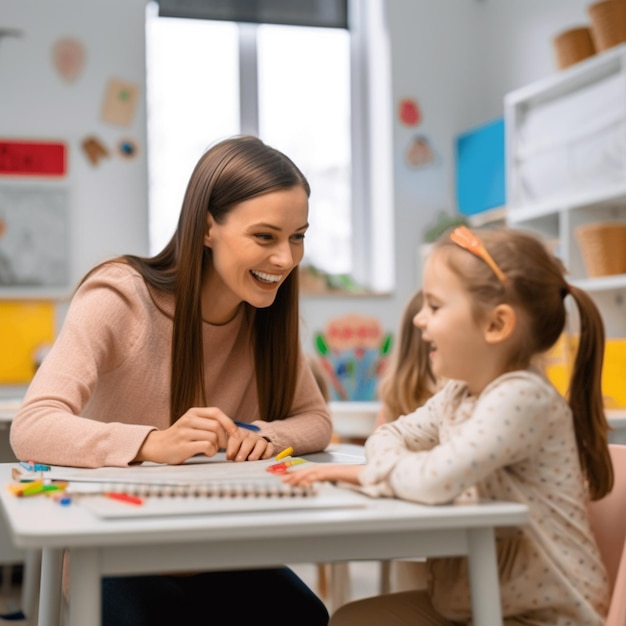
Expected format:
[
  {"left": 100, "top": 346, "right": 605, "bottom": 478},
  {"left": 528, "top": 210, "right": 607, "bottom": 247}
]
[
  {"left": 505, "top": 43, "right": 626, "bottom": 109},
  {"left": 507, "top": 183, "right": 626, "bottom": 224},
  {"left": 467, "top": 206, "right": 507, "bottom": 228},
  {"left": 571, "top": 274, "right": 626, "bottom": 293},
  {"left": 505, "top": 43, "right": 626, "bottom": 339}
]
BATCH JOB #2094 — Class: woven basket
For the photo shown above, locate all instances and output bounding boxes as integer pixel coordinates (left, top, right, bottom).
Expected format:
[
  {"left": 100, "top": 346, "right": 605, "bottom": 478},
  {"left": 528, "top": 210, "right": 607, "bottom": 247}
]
[
  {"left": 575, "top": 222, "right": 626, "bottom": 277},
  {"left": 553, "top": 26, "right": 596, "bottom": 69},
  {"left": 588, "top": 0, "right": 626, "bottom": 52}
]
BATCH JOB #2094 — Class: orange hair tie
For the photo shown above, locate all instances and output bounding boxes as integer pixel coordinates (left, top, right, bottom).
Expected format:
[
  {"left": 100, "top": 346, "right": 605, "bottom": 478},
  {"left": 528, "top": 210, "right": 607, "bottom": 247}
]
[{"left": 449, "top": 226, "right": 507, "bottom": 284}]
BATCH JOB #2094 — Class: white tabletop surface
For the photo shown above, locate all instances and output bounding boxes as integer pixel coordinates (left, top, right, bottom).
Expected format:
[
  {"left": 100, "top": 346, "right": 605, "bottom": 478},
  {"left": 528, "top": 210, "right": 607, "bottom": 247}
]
[{"left": 0, "top": 444, "right": 527, "bottom": 551}]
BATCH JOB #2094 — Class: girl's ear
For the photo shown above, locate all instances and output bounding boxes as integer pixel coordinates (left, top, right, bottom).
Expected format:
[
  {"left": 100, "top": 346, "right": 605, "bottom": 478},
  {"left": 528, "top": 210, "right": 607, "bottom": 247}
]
[
  {"left": 204, "top": 214, "right": 214, "bottom": 248},
  {"left": 485, "top": 304, "right": 516, "bottom": 344}
]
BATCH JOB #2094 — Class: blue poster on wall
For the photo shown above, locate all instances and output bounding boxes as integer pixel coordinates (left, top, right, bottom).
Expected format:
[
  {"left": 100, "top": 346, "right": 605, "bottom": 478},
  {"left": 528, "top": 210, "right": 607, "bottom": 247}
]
[{"left": 456, "top": 117, "right": 505, "bottom": 216}]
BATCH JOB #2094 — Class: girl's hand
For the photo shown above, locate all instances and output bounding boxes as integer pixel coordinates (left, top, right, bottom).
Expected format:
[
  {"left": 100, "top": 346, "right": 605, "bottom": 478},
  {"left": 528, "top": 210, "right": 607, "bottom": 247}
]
[
  {"left": 134, "top": 407, "right": 272, "bottom": 464},
  {"left": 281, "top": 463, "right": 363, "bottom": 487}
]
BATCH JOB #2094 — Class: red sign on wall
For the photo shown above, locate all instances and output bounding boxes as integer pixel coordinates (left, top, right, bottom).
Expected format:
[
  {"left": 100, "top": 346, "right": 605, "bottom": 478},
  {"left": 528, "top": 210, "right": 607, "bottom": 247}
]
[{"left": 0, "top": 140, "right": 67, "bottom": 176}]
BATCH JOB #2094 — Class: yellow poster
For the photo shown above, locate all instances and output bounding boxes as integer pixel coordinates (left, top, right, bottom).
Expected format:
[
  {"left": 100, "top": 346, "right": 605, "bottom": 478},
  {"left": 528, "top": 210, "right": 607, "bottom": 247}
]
[{"left": 0, "top": 301, "right": 55, "bottom": 383}]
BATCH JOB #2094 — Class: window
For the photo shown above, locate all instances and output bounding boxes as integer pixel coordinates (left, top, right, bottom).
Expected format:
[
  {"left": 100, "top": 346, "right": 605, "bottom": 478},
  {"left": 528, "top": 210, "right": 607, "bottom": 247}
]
[{"left": 145, "top": 0, "right": 392, "bottom": 293}]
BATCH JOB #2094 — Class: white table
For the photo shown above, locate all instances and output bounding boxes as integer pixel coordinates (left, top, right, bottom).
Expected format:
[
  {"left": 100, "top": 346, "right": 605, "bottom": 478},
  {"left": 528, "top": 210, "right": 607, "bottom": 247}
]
[{"left": 0, "top": 445, "right": 528, "bottom": 626}]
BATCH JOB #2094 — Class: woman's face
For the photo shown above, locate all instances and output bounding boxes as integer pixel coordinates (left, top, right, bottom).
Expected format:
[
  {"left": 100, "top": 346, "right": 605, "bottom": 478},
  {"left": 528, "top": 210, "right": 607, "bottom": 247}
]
[{"left": 202, "top": 186, "right": 309, "bottom": 324}]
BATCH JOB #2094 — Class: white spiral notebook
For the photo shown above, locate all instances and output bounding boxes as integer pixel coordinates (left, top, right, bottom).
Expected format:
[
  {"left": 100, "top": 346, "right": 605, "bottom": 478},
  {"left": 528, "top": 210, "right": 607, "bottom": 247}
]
[{"left": 40, "top": 453, "right": 369, "bottom": 519}]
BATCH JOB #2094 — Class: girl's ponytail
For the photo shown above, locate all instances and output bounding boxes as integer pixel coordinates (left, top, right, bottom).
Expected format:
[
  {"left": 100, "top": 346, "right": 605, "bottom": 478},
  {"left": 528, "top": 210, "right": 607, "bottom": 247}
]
[{"left": 567, "top": 284, "right": 614, "bottom": 500}]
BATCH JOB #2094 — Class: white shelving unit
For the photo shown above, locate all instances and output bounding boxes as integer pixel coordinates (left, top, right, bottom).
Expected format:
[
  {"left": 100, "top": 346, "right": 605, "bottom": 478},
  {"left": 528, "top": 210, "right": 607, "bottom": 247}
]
[{"left": 505, "top": 43, "right": 626, "bottom": 338}]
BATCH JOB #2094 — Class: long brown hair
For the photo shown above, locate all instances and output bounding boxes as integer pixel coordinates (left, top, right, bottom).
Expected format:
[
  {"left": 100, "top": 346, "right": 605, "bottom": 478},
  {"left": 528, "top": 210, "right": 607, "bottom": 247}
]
[
  {"left": 434, "top": 226, "right": 613, "bottom": 500},
  {"left": 377, "top": 290, "right": 436, "bottom": 421},
  {"left": 83, "top": 135, "right": 310, "bottom": 425}
]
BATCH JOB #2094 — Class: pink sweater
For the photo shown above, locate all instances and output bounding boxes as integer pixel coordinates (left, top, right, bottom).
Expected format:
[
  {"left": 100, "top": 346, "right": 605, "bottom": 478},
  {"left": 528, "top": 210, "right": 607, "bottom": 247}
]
[{"left": 10, "top": 263, "right": 333, "bottom": 467}]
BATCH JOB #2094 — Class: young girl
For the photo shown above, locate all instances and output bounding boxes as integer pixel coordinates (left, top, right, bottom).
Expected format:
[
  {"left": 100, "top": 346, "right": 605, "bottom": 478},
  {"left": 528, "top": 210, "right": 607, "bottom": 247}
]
[
  {"left": 283, "top": 225, "right": 613, "bottom": 625},
  {"left": 374, "top": 289, "right": 437, "bottom": 429},
  {"left": 11, "top": 135, "right": 331, "bottom": 626},
  {"left": 374, "top": 289, "right": 438, "bottom": 593}
]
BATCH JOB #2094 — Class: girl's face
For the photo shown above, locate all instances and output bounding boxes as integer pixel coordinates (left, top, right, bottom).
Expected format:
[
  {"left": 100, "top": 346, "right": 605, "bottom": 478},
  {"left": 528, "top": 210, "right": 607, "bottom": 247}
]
[
  {"left": 415, "top": 252, "right": 492, "bottom": 395},
  {"left": 203, "top": 186, "right": 309, "bottom": 324}
]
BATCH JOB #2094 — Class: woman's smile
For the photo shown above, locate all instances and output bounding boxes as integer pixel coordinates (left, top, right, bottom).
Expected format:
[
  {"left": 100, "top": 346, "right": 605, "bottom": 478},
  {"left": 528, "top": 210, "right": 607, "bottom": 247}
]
[{"left": 250, "top": 269, "right": 283, "bottom": 285}]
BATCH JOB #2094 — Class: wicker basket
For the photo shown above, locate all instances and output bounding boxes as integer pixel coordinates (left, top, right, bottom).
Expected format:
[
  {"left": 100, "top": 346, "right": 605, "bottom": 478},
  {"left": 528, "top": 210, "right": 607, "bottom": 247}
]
[
  {"left": 588, "top": 0, "right": 626, "bottom": 52},
  {"left": 575, "top": 222, "right": 626, "bottom": 277},
  {"left": 553, "top": 26, "right": 596, "bottom": 69}
]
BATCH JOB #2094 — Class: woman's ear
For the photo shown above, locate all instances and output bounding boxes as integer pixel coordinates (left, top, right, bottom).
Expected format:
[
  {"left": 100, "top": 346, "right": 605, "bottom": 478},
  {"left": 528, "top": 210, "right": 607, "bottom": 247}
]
[
  {"left": 485, "top": 304, "right": 516, "bottom": 344},
  {"left": 204, "top": 214, "right": 214, "bottom": 247}
]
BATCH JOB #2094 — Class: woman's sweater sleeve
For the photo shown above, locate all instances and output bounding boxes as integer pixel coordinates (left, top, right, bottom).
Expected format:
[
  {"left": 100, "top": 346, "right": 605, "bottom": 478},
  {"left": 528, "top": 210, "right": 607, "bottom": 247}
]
[
  {"left": 252, "top": 351, "right": 333, "bottom": 455},
  {"left": 10, "top": 267, "right": 157, "bottom": 467}
]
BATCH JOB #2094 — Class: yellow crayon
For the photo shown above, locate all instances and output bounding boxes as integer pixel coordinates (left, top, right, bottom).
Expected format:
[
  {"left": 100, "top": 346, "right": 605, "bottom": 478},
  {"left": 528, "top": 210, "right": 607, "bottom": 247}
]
[
  {"left": 21, "top": 483, "right": 65, "bottom": 497},
  {"left": 275, "top": 446, "right": 293, "bottom": 461},
  {"left": 286, "top": 458, "right": 307, "bottom": 467},
  {"left": 8, "top": 480, "right": 43, "bottom": 496}
]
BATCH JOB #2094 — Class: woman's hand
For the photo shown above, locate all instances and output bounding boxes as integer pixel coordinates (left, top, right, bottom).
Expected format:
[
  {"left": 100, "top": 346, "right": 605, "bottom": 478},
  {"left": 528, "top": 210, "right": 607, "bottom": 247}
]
[
  {"left": 281, "top": 463, "right": 363, "bottom": 487},
  {"left": 225, "top": 425, "right": 274, "bottom": 462},
  {"left": 134, "top": 407, "right": 273, "bottom": 464}
]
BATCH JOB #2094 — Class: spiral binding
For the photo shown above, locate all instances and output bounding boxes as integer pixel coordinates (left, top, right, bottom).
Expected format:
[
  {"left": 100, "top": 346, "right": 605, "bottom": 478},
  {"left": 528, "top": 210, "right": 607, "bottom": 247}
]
[{"left": 69, "top": 481, "right": 317, "bottom": 499}]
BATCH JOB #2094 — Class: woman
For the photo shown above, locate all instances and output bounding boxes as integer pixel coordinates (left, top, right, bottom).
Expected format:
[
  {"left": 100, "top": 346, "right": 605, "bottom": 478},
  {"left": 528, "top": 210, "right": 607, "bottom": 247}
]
[{"left": 11, "top": 135, "right": 332, "bottom": 625}]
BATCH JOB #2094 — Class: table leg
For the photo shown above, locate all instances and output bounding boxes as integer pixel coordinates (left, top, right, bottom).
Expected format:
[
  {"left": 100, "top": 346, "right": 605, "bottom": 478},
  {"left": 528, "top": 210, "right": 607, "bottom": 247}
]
[
  {"left": 467, "top": 527, "right": 502, "bottom": 626},
  {"left": 379, "top": 559, "right": 391, "bottom": 594},
  {"left": 22, "top": 549, "right": 42, "bottom": 625},
  {"left": 67, "top": 548, "right": 101, "bottom": 626},
  {"left": 329, "top": 562, "right": 351, "bottom": 612},
  {"left": 38, "top": 548, "right": 63, "bottom": 626}
]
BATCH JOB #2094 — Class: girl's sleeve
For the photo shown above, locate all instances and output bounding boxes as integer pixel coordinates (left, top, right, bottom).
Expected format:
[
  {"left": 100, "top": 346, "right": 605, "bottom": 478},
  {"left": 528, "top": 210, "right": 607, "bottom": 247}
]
[
  {"left": 252, "top": 351, "right": 333, "bottom": 455},
  {"left": 10, "top": 268, "right": 156, "bottom": 467},
  {"left": 358, "top": 390, "right": 444, "bottom": 497},
  {"left": 359, "top": 376, "right": 555, "bottom": 503}
]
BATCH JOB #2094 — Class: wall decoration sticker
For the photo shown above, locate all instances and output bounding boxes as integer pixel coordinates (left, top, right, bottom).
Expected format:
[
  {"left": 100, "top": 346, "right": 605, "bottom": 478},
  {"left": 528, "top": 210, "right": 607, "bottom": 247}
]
[
  {"left": 117, "top": 138, "right": 138, "bottom": 160},
  {"left": 404, "top": 134, "right": 439, "bottom": 170},
  {"left": 314, "top": 313, "right": 392, "bottom": 402},
  {"left": 51, "top": 37, "right": 85, "bottom": 83},
  {"left": 0, "top": 140, "right": 66, "bottom": 177},
  {"left": 398, "top": 98, "right": 421, "bottom": 127},
  {"left": 101, "top": 78, "right": 139, "bottom": 126},
  {"left": 81, "top": 136, "right": 109, "bottom": 166},
  {"left": 0, "top": 185, "right": 70, "bottom": 290}
]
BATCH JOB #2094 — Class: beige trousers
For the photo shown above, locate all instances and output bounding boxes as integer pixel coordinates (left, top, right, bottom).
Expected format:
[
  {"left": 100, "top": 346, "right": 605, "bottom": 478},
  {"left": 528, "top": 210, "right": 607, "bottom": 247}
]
[
  {"left": 329, "top": 589, "right": 529, "bottom": 626},
  {"left": 329, "top": 590, "right": 454, "bottom": 626}
]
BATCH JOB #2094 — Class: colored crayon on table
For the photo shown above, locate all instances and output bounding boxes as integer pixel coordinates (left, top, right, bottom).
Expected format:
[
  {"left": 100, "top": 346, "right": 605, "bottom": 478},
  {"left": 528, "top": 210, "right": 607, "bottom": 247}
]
[
  {"left": 266, "top": 458, "right": 308, "bottom": 474},
  {"left": 106, "top": 492, "right": 144, "bottom": 505},
  {"left": 19, "top": 461, "right": 51, "bottom": 472},
  {"left": 275, "top": 446, "right": 294, "bottom": 461},
  {"left": 19, "top": 483, "right": 65, "bottom": 497}
]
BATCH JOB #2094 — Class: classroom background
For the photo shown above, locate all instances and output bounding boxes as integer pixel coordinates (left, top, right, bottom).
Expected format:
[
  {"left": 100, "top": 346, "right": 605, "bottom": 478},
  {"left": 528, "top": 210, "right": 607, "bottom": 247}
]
[{"left": 1, "top": 0, "right": 625, "bottom": 411}]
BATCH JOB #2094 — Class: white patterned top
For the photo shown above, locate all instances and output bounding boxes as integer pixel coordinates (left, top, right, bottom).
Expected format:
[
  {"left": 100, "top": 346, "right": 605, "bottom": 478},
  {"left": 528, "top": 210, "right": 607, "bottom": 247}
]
[{"left": 360, "top": 369, "right": 609, "bottom": 625}]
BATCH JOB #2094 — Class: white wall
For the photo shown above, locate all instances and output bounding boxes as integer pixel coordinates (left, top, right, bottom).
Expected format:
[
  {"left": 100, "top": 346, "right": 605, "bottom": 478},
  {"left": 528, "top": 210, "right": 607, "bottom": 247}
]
[{"left": 0, "top": 0, "right": 149, "bottom": 303}]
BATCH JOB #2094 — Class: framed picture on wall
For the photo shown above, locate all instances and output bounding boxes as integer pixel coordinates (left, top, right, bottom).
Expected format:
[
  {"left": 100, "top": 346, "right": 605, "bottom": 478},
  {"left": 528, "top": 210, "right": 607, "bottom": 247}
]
[{"left": 0, "top": 184, "right": 71, "bottom": 298}]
